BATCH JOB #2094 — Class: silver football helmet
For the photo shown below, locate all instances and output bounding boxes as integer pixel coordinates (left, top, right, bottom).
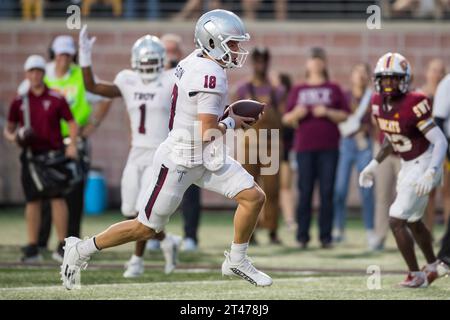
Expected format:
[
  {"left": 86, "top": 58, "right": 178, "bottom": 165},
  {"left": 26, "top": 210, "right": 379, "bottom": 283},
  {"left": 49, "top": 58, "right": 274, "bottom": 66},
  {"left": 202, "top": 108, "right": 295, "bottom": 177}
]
[
  {"left": 194, "top": 9, "right": 250, "bottom": 69},
  {"left": 131, "top": 35, "right": 166, "bottom": 82}
]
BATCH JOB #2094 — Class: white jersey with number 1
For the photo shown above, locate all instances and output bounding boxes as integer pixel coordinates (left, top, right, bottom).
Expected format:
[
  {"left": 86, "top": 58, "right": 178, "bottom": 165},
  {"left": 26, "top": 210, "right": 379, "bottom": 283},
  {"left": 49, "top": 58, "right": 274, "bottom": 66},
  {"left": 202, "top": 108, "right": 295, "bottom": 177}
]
[
  {"left": 113, "top": 69, "right": 174, "bottom": 217},
  {"left": 114, "top": 69, "right": 174, "bottom": 149}
]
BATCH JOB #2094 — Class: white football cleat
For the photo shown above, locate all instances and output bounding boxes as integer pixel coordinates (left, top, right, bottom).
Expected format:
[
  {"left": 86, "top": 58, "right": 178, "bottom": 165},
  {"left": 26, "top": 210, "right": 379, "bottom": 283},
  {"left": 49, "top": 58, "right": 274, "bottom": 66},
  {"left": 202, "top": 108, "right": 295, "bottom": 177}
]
[
  {"left": 123, "top": 255, "right": 144, "bottom": 278},
  {"left": 60, "top": 237, "right": 90, "bottom": 290},
  {"left": 399, "top": 272, "right": 428, "bottom": 288},
  {"left": 222, "top": 251, "right": 273, "bottom": 287},
  {"left": 160, "top": 234, "right": 182, "bottom": 274}
]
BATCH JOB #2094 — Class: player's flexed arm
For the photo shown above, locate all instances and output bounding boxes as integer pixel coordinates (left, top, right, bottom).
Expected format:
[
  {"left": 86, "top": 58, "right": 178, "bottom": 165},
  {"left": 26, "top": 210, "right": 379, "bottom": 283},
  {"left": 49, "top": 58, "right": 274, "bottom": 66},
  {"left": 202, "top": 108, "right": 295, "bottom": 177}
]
[{"left": 79, "top": 25, "right": 122, "bottom": 98}]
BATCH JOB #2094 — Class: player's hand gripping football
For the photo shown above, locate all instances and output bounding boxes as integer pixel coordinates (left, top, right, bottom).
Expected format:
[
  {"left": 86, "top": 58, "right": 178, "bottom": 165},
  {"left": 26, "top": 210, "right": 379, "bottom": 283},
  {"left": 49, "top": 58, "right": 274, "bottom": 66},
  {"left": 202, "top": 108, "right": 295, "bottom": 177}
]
[
  {"left": 228, "top": 105, "right": 259, "bottom": 130},
  {"left": 414, "top": 168, "right": 435, "bottom": 197},
  {"left": 79, "top": 25, "right": 96, "bottom": 67},
  {"left": 358, "top": 159, "right": 379, "bottom": 188}
]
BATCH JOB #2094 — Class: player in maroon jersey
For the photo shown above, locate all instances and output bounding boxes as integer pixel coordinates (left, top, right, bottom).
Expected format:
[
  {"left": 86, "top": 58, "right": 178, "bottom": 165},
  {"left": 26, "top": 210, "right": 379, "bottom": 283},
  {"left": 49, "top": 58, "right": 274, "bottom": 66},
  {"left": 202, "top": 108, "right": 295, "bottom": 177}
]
[{"left": 359, "top": 52, "right": 449, "bottom": 288}]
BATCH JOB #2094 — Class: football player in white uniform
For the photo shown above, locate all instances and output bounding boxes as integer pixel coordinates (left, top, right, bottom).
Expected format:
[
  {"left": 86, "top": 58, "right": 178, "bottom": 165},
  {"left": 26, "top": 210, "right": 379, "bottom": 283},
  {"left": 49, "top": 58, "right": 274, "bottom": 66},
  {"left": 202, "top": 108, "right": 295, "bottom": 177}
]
[
  {"left": 61, "top": 10, "right": 272, "bottom": 289},
  {"left": 76, "top": 26, "right": 181, "bottom": 278}
]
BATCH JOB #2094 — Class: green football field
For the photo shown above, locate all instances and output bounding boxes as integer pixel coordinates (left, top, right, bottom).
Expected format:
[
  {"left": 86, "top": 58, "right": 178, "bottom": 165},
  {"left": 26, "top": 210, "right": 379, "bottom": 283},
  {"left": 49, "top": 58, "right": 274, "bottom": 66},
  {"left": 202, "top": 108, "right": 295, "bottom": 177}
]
[{"left": 0, "top": 208, "right": 449, "bottom": 300}]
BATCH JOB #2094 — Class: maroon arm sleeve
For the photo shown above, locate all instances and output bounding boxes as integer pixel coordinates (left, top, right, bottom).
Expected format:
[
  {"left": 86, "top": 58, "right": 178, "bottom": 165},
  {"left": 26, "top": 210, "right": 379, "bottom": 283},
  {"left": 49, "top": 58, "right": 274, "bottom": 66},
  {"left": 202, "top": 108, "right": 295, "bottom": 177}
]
[{"left": 7, "top": 97, "right": 21, "bottom": 123}]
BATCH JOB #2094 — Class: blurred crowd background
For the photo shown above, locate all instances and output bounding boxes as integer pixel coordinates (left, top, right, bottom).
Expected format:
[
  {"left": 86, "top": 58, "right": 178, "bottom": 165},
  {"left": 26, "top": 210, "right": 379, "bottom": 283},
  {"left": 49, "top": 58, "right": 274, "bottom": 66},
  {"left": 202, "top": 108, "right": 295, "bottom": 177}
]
[{"left": 1, "top": 0, "right": 450, "bottom": 20}]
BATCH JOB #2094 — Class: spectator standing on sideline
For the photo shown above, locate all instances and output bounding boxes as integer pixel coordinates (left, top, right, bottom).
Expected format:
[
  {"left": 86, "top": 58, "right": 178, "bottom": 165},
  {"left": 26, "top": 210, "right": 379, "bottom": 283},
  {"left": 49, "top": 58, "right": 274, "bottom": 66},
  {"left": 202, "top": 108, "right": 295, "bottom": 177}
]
[
  {"left": 333, "top": 63, "right": 375, "bottom": 247},
  {"left": 419, "top": 59, "right": 446, "bottom": 232},
  {"left": 277, "top": 73, "right": 296, "bottom": 231},
  {"left": 283, "top": 48, "right": 349, "bottom": 249},
  {"left": 370, "top": 127, "right": 401, "bottom": 251},
  {"left": 4, "top": 55, "right": 78, "bottom": 262},
  {"left": 234, "top": 47, "right": 284, "bottom": 245},
  {"left": 37, "top": 35, "right": 112, "bottom": 258}
]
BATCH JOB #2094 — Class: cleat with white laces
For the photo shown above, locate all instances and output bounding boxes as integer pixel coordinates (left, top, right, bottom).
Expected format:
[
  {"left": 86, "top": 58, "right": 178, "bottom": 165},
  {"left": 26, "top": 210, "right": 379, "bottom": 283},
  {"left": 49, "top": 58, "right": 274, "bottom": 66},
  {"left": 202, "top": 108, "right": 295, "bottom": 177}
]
[
  {"left": 399, "top": 272, "right": 428, "bottom": 288},
  {"left": 123, "top": 255, "right": 144, "bottom": 278},
  {"left": 221, "top": 251, "right": 272, "bottom": 287},
  {"left": 160, "top": 234, "right": 182, "bottom": 274},
  {"left": 60, "top": 237, "right": 90, "bottom": 290}
]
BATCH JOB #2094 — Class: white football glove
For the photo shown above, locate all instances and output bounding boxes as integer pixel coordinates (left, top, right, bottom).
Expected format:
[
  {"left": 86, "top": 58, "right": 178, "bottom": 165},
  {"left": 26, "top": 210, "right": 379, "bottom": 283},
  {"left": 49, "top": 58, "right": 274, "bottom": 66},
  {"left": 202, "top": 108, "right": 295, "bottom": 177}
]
[
  {"left": 414, "top": 168, "right": 436, "bottom": 197},
  {"left": 359, "top": 159, "right": 379, "bottom": 188},
  {"left": 78, "top": 24, "right": 96, "bottom": 67}
]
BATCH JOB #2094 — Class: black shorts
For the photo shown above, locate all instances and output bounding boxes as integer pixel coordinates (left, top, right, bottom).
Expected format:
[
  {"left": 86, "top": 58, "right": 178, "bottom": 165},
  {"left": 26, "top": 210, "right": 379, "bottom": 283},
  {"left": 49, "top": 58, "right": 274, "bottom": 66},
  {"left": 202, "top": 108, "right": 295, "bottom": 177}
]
[{"left": 20, "top": 150, "right": 66, "bottom": 202}]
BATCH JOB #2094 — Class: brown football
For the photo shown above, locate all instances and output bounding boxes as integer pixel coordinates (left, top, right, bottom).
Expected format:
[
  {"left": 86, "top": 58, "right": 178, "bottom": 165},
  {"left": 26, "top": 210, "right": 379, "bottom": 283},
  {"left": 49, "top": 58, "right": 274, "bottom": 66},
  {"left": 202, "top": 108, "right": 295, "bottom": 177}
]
[{"left": 220, "top": 99, "right": 265, "bottom": 123}]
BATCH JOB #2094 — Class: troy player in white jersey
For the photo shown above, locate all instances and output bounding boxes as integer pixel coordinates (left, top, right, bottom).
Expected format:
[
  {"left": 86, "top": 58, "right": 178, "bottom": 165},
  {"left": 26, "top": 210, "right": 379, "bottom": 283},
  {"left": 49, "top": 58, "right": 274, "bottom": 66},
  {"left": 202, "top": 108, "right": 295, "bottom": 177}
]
[
  {"left": 72, "top": 26, "right": 181, "bottom": 280},
  {"left": 60, "top": 11, "right": 272, "bottom": 289}
]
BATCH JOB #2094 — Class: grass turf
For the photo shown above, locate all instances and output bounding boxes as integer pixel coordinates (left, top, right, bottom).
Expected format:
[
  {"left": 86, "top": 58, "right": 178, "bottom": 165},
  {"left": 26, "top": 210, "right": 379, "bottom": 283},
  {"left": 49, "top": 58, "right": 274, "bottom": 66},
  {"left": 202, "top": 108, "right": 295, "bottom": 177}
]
[{"left": 0, "top": 207, "right": 449, "bottom": 300}]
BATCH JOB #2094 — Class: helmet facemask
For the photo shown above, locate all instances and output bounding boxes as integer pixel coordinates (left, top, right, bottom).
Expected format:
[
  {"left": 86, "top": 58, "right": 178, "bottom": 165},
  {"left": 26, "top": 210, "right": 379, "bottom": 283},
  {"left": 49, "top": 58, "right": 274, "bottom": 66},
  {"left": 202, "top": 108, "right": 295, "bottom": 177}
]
[
  {"left": 131, "top": 53, "right": 164, "bottom": 83},
  {"left": 374, "top": 73, "right": 410, "bottom": 98},
  {"left": 214, "top": 35, "right": 249, "bottom": 69},
  {"left": 198, "top": 26, "right": 250, "bottom": 68},
  {"left": 131, "top": 35, "right": 166, "bottom": 83}
]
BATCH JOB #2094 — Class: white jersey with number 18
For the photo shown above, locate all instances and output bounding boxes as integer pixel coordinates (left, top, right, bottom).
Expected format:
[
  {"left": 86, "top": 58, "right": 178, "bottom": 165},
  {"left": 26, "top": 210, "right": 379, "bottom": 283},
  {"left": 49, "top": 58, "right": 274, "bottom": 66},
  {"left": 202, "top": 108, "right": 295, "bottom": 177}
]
[{"left": 165, "top": 49, "right": 228, "bottom": 167}]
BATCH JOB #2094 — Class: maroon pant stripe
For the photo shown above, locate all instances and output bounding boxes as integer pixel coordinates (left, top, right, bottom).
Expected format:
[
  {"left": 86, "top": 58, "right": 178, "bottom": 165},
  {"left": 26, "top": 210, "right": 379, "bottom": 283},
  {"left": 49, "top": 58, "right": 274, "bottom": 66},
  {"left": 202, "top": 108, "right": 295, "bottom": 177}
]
[
  {"left": 145, "top": 165, "right": 169, "bottom": 219},
  {"left": 168, "top": 84, "right": 178, "bottom": 131}
]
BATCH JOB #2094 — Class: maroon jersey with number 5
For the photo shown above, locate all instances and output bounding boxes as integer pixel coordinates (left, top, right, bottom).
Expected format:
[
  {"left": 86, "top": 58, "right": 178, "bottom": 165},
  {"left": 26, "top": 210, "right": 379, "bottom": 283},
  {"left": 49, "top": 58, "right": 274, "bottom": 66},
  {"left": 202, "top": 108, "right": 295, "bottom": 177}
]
[{"left": 371, "top": 92, "right": 433, "bottom": 161}]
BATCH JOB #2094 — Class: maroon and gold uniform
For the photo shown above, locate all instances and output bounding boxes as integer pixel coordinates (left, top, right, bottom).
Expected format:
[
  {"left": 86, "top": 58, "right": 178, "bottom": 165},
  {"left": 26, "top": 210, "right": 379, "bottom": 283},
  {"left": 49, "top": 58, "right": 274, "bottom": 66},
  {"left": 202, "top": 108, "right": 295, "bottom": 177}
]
[
  {"left": 371, "top": 92, "right": 434, "bottom": 161},
  {"left": 371, "top": 91, "right": 441, "bottom": 222}
]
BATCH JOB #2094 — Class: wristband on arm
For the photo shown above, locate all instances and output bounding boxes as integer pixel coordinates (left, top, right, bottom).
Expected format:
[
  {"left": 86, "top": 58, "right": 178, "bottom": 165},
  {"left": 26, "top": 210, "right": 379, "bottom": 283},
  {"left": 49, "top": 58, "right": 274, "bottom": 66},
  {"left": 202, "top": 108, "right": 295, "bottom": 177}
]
[{"left": 219, "top": 117, "right": 235, "bottom": 130}]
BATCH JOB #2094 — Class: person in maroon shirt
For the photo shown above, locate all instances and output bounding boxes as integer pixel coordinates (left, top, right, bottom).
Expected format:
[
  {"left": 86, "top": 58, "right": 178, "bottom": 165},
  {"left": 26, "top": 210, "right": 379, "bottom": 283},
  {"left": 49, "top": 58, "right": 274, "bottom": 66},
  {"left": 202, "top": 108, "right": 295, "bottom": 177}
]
[
  {"left": 283, "top": 47, "right": 349, "bottom": 248},
  {"left": 3, "top": 55, "right": 78, "bottom": 263}
]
